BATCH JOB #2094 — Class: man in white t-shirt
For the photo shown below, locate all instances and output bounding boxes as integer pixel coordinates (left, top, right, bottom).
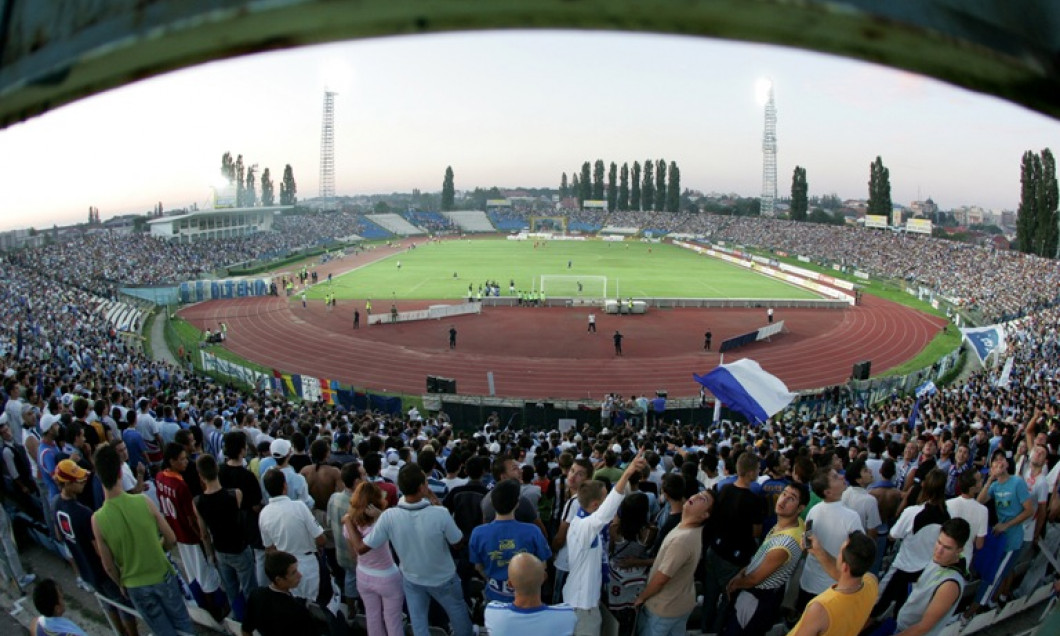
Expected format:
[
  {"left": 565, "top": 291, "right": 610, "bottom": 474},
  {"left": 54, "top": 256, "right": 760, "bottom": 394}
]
[
  {"left": 563, "top": 453, "right": 646, "bottom": 635},
  {"left": 798, "top": 468, "right": 864, "bottom": 610},
  {"left": 945, "top": 470, "right": 988, "bottom": 569},
  {"left": 841, "top": 459, "right": 883, "bottom": 541},
  {"left": 550, "top": 458, "right": 590, "bottom": 603}
]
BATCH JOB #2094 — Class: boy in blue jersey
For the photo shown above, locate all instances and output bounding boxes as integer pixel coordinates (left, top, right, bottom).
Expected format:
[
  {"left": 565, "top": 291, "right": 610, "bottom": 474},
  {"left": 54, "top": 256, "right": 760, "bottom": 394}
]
[
  {"left": 470, "top": 479, "right": 551, "bottom": 601},
  {"left": 964, "top": 450, "right": 1035, "bottom": 619}
]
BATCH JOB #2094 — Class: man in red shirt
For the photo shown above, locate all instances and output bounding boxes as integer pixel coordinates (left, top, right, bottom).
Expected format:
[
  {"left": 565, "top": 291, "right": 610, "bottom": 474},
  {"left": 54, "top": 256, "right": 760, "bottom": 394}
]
[{"left": 156, "top": 442, "right": 226, "bottom": 620}]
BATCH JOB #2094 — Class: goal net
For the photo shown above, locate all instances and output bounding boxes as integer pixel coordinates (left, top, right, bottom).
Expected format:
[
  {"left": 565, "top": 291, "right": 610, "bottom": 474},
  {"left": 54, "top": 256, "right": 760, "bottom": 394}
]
[
  {"left": 529, "top": 216, "right": 568, "bottom": 234},
  {"left": 539, "top": 275, "right": 607, "bottom": 299}
]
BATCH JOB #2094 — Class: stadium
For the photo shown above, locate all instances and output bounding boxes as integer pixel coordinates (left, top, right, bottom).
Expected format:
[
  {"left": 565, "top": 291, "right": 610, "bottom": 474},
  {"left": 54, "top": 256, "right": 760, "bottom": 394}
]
[
  {"left": 177, "top": 229, "right": 949, "bottom": 408},
  {"left": 2, "top": 3, "right": 1060, "bottom": 636}
]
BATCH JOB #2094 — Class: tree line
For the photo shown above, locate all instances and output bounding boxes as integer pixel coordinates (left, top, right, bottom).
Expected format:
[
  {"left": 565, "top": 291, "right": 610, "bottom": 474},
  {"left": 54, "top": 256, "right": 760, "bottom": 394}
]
[
  {"left": 1016, "top": 148, "right": 1058, "bottom": 257},
  {"left": 560, "top": 159, "right": 682, "bottom": 212},
  {"left": 220, "top": 152, "right": 297, "bottom": 206}
]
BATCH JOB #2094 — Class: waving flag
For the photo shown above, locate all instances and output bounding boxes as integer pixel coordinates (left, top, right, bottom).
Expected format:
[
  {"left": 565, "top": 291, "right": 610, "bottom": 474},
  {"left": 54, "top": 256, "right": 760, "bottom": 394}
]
[
  {"left": 694, "top": 358, "right": 796, "bottom": 424},
  {"left": 960, "top": 324, "right": 1006, "bottom": 365}
]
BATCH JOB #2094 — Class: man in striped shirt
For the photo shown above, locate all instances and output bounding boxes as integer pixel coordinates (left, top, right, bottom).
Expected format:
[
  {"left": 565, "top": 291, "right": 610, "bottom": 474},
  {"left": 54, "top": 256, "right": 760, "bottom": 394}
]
[{"left": 724, "top": 483, "right": 808, "bottom": 634}]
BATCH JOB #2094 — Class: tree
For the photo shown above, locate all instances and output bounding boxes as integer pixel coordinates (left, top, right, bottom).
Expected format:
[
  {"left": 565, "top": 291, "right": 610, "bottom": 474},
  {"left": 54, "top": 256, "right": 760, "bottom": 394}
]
[
  {"left": 280, "top": 164, "right": 297, "bottom": 205},
  {"left": 560, "top": 172, "right": 569, "bottom": 199},
  {"left": 667, "top": 162, "right": 681, "bottom": 212},
  {"left": 236, "top": 155, "right": 245, "bottom": 206},
  {"left": 641, "top": 159, "right": 654, "bottom": 212},
  {"left": 868, "top": 156, "right": 892, "bottom": 224},
  {"left": 579, "top": 162, "right": 591, "bottom": 209},
  {"left": 606, "top": 162, "right": 618, "bottom": 212},
  {"left": 655, "top": 159, "right": 667, "bottom": 212},
  {"left": 790, "top": 166, "right": 808, "bottom": 221},
  {"left": 441, "top": 166, "right": 455, "bottom": 211},
  {"left": 1036, "top": 148, "right": 1058, "bottom": 257},
  {"left": 618, "top": 163, "right": 630, "bottom": 211},
  {"left": 592, "top": 160, "right": 605, "bottom": 201},
  {"left": 245, "top": 165, "right": 258, "bottom": 207},
  {"left": 570, "top": 173, "right": 580, "bottom": 205},
  {"left": 221, "top": 152, "right": 235, "bottom": 183},
  {"left": 374, "top": 201, "right": 391, "bottom": 214},
  {"left": 1017, "top": 151, "right": 1038, "bottom": 254},
  {"left": 261, "top": 168, "right": 275, "bottom": 206},
  {"left": 630, "top": 162, "right": 642, "bottom": 212}
]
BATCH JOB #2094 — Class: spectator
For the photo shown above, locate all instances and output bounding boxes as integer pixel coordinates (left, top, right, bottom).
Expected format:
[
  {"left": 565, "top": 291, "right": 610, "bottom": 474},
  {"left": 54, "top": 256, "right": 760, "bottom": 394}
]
[
  {"left": 194, "top": 453, "right": 257, "bottom": 622},
  {"left": 258, "top": 468, "right": 326, "bottom": 601},
  {"left": 349, "top": 464, "right": 472, "bottom": 636},
  {"left": 563, "top": 451, "right": 647, "bottom": 635},
  {"left": 724, "top": 483, "right": 809, "bottom": 635},
  {"left": 470, "top": 479, "right": 551, "bottom": 603},
  {"left": 798, "top": 468, "right": 864, "bottom": 611},
  {"left": 789, "top": 531, "right": 878, "bottom": 636},
  {"left": 30, "top": 578, "right": 89, "bottom": 636},
  {"left": 345, "top": 480, "right": 404, "bottom": 636},
  {"left": 484, "top": 553, "right": 576, "bottom": 634},
  {"left": 327, "top": 460, "right": 361, "bottom": 616},
  {"left": 701, "top": 451, "right": 765, "bottom": 633},
  {"left": 634, "top": 490, "right": 713, "bottom": 636},
  {"left": 242, "top": 551, "right": 318, "bottom": 636},
  {"left": 92, "top": 443, "right": 193, "bottom": 636}
]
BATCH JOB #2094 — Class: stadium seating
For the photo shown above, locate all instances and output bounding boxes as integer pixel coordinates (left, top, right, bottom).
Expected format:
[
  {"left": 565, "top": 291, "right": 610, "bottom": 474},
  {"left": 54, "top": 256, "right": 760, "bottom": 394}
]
[
  {"left": 444, "top": 210, "right": 495, "bottom": 232},
  {"left": 366, "top": 213, "right": 425, "bottom": 236}
]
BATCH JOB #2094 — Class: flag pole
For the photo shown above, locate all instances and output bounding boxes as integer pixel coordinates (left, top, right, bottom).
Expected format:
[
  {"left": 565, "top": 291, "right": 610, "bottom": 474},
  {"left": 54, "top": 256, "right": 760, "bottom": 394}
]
[{"left": 712, "top": 353, "right": 724, "bottom": 425}]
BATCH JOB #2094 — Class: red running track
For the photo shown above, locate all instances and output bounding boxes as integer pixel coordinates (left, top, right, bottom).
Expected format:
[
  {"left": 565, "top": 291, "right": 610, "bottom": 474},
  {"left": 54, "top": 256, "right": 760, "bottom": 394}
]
[{"left": 179, "top": 293, "right": 946, "bottom": 400}]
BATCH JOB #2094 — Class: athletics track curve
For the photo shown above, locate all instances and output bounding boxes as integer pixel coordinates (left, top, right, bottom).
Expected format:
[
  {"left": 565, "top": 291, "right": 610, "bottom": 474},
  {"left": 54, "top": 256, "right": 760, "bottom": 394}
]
[{"left": 178, "top": 292, "right": 946, "bottom": 400}]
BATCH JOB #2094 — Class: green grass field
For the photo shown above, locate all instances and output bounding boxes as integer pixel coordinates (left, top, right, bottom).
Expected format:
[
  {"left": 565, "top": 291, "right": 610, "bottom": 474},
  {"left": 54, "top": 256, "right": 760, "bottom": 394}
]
[{"left": 308, "top": 240, "right": 821, "bottom": 300}]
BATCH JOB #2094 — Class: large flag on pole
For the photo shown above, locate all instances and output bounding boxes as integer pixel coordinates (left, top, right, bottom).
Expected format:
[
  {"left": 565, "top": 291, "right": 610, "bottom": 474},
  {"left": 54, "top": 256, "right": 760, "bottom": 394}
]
[
  {"left": 694, "top": 359, "right": 796, "bottom": 424},
  {"left": 959, "top": 324, "right": 1006, "bottom": 365}
]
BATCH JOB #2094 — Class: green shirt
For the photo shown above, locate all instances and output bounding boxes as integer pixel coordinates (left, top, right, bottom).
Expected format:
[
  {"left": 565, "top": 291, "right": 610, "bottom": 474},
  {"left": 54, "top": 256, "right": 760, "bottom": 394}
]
[{"left": 93, "top": 493, "right": 173, "bottom": 588}]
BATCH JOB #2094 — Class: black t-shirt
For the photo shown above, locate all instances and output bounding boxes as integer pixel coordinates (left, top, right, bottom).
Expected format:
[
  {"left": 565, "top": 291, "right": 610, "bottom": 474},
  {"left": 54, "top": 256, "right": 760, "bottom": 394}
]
[
  {"left": 243, "top": 587, "right": 316, "bottom": 636},
  {"left": 289, "top": 454, "right": 312, "bottom": 473},
  {"left": 54, "top": 495, "right": 106, "bottom": 588},
  {"left": 194, "top": 489, "right": 246, "bottom": 554},
  {"left": 651, "top": 511, "right": 682, "bottom": 557},
  {"left": 218, "top": 463, "right": 264, "bottom": 548},
  {"left": 708, "top": 483, "right": 765, "bottom": 566}
]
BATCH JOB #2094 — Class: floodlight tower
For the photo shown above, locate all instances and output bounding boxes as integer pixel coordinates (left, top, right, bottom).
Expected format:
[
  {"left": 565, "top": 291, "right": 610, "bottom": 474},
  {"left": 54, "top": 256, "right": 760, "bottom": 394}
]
[
  {"left": 761, "top": 83, "right": 778, "bottom": 217},
  {"left": 319, "top": 90, "right": 337, "bottom": 205}
]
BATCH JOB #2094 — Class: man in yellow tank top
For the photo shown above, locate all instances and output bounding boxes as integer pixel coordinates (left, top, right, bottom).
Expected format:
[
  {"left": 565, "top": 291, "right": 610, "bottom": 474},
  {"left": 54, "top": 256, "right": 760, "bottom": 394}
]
[{"left": 788, "top": 531, "right": 878, "bottom": 636}]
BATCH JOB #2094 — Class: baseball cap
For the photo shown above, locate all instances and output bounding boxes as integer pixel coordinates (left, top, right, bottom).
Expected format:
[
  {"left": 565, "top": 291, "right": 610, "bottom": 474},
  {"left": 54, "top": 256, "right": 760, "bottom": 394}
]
[
  {"left": 54, "top": 459, "right": 90, "bottom": 484},
  {"left": 386, "top": 450, "right": 400, "bottom": 465},
  {"left": 270, "top": 439, "right": 292, "bottom": 458}
]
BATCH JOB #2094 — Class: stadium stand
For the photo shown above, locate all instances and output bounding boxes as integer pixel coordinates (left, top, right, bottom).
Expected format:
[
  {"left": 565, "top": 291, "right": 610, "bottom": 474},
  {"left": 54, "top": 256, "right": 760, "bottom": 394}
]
[
  {"left": 366, "top": 213, "right": 425, "bottom": 236},
  {"left": 487, "top": 210, "right": 529, "bottom": 232},
  {"left": 352, "top": 215, "right": 392, "bottom": 240},
  {"left": 405, "top": 210, "right": 456, "bottom": 234},
  {"left": 444, "top": 210, "right": 495, "bottom": 232}
]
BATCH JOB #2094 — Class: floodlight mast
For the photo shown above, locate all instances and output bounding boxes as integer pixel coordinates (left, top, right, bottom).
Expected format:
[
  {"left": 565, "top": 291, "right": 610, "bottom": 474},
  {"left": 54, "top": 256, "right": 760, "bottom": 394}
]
[
  {"left": 761, "top": 83, "right": 778, "bottom": 218},
  {"left": 320, "top": 90, "right": 337, "bottom": 206}
]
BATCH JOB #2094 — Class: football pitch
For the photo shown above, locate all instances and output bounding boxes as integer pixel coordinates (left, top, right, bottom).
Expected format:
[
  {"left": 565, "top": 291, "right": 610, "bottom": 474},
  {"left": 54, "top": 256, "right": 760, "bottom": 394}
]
[{"left": 307, "top": 239, "right": 820, "bottom": 301}]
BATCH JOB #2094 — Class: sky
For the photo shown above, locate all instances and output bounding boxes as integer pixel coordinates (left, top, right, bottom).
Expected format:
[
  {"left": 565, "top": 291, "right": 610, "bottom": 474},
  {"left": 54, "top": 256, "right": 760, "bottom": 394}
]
[{"left": 1, "top": 29, "right": 1059, "bottom": 232}]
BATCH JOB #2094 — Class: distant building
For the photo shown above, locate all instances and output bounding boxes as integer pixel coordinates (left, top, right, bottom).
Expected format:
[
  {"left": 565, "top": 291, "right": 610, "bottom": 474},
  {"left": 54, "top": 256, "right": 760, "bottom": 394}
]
[
  {"left": 909, "top": 198, "right": 938, "bottom": 218},
  {"left": 147, "top": 207, "right": 286, "bottom": 243}
]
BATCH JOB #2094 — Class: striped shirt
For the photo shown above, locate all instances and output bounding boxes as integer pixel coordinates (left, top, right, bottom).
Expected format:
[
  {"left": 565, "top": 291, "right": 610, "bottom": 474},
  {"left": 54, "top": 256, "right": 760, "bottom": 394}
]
[{"left": 743, "top": 519, "right": 805, "bottom": 590}]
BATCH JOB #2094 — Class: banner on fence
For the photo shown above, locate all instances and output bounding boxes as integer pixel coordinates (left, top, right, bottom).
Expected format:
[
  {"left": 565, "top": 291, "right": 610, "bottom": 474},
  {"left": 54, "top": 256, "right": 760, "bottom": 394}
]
[{"left": 200, "top": 351, "right": 270, "bottom": 389}]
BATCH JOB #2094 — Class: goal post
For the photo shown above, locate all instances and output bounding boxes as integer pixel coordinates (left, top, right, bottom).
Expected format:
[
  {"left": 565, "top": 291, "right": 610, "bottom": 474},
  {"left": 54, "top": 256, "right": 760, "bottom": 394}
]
[
  {"left": 539, "top": 275, "right": 607, "bottom": 299},
  {"left": 529, "top": 215, "right": 568, "bottom": 234}
]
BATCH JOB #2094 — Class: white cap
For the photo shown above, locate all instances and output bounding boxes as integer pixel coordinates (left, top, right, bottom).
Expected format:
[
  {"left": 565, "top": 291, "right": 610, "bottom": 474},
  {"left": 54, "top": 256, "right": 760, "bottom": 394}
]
[{"left": 270, "top": 439, "right": 292, "bottom": 458}]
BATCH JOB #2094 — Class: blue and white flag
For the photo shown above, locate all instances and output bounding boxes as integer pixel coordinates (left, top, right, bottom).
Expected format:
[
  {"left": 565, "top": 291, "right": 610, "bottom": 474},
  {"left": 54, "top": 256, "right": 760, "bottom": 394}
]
[
  {"left": 960, "top": 324, "right": 1007, "bottom": 365},
  {"left": 915, "top": 380, "right": 937, "bottom": 399},
  {"left": 694, "top": 358, "right": 796, "bottom": 424}
]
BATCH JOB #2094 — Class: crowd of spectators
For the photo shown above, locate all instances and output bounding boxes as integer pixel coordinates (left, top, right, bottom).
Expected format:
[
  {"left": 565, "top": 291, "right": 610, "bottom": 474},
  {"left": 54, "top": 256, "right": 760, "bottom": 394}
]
[{"left": 2, "top": 213, "right": 1060, "bottom": 634}]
